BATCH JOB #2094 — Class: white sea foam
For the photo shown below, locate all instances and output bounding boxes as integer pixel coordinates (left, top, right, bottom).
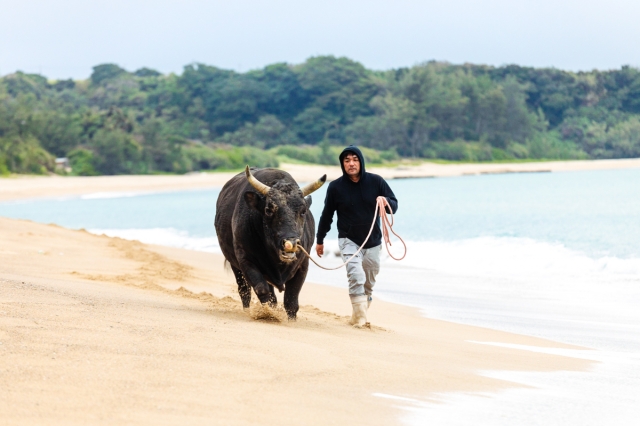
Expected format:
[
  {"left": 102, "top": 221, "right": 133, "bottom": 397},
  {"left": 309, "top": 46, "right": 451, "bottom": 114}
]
[
  {"left": 304, "top": 236, "right": 640, "bottom": 425},
  {"left": 396, "top": 343, "right": 640, "bottom": 426},
  {"left": 81, "top": 191, "right": 156, "bottom": 200},
  {"left": 88, "top": 228, "right": 220, "bottom": 253},
  {"left": 395, "top": 237, "right": 640, "bottom": 279},
  {"left": 72, "top": 229, "right": 640, "bottom": 281}
]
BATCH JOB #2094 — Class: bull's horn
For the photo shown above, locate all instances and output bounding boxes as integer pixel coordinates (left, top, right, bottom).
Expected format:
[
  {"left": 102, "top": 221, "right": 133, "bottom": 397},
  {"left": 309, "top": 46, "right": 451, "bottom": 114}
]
[
  {"left": 300, "top": 174, "right": 327, "bottom": 197},
  {"left": 245, "top": 166, "right": 271, "bottom": 195}
]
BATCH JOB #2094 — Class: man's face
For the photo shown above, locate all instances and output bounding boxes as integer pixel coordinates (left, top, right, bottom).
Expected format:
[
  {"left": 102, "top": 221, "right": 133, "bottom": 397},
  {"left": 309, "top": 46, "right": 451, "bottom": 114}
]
[{"left": 343, "top": 153, "right": 361, "bottom": 178}]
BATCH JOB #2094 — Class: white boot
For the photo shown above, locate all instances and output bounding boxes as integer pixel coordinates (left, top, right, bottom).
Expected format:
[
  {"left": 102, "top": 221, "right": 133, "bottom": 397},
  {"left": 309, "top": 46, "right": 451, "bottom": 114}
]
[{"left": 349, "top": 295, "right": 368, "bottom": 328}]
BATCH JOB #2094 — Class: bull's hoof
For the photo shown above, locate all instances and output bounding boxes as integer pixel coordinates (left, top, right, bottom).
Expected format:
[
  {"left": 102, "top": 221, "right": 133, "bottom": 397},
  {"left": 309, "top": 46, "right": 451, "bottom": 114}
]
[
  {"left": 250, "top": 302, "right": 287, "bottom": 322},
  {"left": 256, "top": 293, "right": 273, "bottom": 305}
]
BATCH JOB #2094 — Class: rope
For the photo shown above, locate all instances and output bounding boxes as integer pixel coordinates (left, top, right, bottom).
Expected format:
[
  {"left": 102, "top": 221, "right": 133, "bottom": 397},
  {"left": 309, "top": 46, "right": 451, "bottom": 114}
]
[{"left": 297, "top": 196, "right": 407, "bottom": 270}]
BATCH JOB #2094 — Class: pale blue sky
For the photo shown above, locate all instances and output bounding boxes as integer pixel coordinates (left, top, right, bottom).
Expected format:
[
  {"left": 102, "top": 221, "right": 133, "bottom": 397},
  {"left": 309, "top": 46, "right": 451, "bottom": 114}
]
[{"left": 1, "top": 0, "right": 638, "bottom": 79}]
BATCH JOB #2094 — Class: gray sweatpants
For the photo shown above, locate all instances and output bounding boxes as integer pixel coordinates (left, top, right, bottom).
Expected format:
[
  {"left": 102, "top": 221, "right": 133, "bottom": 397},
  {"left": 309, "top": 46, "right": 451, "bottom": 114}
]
[{"left": 338, "top": 238, "right": 381, "bottom": 299}]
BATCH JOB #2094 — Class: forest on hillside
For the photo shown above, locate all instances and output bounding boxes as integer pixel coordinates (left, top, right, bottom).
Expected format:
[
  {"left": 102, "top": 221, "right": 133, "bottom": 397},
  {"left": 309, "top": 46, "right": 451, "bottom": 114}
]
[{"left": 2, "top": 56, "right": 640, "bottom": 175}]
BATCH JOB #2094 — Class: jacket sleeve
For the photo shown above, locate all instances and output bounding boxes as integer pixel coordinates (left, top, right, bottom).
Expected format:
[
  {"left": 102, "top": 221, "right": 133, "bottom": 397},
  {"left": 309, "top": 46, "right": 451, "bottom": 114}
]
[
  {"left": 316, "top": 185, "right": 336, "bottom": 245},
  {"left": 379, "top": 178, "right": 398, "bottom": 214}
]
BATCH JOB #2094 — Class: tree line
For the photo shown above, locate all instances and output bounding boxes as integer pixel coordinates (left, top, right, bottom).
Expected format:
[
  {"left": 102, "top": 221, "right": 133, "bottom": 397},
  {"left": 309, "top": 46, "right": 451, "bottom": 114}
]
[{"left": 2, "top": 57, "right": 640, "bottom": 175}]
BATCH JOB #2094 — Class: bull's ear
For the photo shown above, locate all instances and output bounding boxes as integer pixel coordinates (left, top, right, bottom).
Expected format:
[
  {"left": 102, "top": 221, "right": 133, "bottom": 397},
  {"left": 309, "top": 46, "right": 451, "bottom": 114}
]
[
  {"left": 244, "top": 191, "right": 265, "bottom": 213},
  {"left": 305, "top": 195, "right": 312, "bottom": 208}
]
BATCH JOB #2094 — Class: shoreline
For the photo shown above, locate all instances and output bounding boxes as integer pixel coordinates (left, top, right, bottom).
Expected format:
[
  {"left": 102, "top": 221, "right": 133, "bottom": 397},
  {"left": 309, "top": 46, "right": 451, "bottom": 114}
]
[
  {"left": 2, "top": 157, "right": 640, "bottom": 202},
  {"left": 0, "top": 217, "right": 593, "bottom": 425}
]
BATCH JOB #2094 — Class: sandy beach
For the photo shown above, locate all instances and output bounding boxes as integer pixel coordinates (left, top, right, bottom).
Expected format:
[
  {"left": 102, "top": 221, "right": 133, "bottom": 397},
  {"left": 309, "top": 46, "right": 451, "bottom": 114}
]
[
  {"left": 0, "top": 217, "right": 592, "bottom": 425},
  {"left": 0, "top": 159, "right": 615, "bottom": 425},
  {"left": 2, "top": 157, "right": 640, "bottom": 202}
]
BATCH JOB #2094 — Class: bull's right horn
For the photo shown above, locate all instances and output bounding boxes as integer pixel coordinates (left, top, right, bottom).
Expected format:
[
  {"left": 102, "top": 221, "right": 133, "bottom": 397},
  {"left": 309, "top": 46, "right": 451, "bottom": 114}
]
[
  {"left": 245, "top": 166, "right": 271, "bottom": 195},
  {"left": 300, "top": 174, "right": 327, "bottom": 197}
]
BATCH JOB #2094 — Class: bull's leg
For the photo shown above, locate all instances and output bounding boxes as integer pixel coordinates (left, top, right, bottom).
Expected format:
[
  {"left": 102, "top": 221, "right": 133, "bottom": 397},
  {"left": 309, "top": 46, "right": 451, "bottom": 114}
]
[
  {"left": 267, "top": 284, "right": 278, "bottom": 306},
  {"left": 231, "top": 265, "right": 251, "bottom": 309},
  {"left": 239, "top": 261, "right": 275, "bottom": 306},
  {"left": 284, "top": 262, "right": 308, "bottom": 320}
]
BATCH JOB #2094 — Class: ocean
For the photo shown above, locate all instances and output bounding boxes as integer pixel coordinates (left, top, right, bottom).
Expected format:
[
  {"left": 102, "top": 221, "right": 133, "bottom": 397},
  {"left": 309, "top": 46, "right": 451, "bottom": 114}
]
[{"left": 2, "top": 168, "right": 639, "bottom": 425}]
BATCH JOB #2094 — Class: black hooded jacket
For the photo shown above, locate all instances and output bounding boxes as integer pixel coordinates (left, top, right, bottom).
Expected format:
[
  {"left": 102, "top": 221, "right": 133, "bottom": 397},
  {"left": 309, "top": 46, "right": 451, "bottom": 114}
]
[{"left": 316, "top": 146, "right": 398, "bottom": 249}]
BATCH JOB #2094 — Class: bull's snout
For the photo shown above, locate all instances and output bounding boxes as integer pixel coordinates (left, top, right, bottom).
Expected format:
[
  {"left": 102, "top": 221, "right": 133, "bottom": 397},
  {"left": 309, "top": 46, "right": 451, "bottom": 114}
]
[{"left": 282, "top": 238, "right": 300, "bottom": 253}]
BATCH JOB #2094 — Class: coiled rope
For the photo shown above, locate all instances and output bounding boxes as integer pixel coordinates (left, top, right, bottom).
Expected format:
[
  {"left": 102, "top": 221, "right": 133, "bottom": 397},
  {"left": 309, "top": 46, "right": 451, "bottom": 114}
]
[{"left": 297, "top": 196, "right": 407, "bottom": 270}]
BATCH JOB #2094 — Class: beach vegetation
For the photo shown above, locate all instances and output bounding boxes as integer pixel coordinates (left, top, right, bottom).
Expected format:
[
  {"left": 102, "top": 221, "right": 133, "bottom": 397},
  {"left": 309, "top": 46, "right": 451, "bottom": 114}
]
[{"left": 1, "top": 58, "right": 640, "bottom": 175}]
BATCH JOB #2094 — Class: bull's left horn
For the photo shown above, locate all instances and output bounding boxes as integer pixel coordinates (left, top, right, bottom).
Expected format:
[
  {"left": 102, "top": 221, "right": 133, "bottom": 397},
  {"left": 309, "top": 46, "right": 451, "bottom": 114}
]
[
  {"left": 300, "top": 174, "right": 327, "bottom": 197},
  {"left": 245, "top": 166, "right": 271, "bottom": 195}
]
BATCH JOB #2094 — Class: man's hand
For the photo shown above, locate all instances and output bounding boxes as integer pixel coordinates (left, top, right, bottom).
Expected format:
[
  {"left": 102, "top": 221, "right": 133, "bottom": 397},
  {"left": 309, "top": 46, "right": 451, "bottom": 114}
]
[
  {"left": 316, "top": 244, "right": 324, "bottom": 257},
  {"left": 377, "top": 196, "right": 391, "bottom": 213}
]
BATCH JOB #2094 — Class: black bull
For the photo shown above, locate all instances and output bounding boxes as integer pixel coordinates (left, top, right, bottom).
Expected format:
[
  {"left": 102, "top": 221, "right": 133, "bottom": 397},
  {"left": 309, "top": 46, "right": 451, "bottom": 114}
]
[{"left": 214, "top": 167, "right": 326, "bottom": 319}]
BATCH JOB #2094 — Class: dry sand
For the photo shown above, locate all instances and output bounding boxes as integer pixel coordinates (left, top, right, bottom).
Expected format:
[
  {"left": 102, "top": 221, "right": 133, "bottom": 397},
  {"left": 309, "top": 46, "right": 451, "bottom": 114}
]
[
  {"left": 0, "top": 160, "right": 612, "bottom": 424},
  {"left": 0, "top": 217, "right": 592, "bottom": 425},
  {"left": 2, "top": 157, "right": 640, "bottom": 202}
]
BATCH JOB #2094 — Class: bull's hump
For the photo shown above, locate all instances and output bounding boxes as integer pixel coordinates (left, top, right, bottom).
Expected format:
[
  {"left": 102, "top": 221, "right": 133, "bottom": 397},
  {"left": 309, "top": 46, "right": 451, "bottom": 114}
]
[{"left": 255, "top": 168, "right": 293, "bottom": 183}]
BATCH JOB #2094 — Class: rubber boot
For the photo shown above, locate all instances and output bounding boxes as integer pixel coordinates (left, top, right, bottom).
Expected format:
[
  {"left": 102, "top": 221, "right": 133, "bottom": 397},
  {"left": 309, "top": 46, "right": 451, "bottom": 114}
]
[{"left": 349, "top": 295, "right": 368, "bottom": 328}]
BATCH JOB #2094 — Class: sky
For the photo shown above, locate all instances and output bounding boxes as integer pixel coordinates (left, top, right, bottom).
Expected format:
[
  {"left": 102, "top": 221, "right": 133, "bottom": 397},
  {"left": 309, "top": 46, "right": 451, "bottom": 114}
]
[{"left": 1, "top": 0, "right": 639, "bottom": 80}]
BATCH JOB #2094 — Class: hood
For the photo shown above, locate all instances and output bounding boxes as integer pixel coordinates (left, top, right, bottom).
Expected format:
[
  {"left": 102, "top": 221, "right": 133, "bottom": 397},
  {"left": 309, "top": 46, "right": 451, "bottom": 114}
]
[{"left": 339, "top": 145, "right": 366, "bottom": 178}]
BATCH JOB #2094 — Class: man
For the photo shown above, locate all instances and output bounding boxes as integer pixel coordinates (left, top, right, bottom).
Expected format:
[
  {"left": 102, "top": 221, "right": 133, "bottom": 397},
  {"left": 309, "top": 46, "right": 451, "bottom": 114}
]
[{"left": 315, "top": 145, "right": 398, "bottom": 327}]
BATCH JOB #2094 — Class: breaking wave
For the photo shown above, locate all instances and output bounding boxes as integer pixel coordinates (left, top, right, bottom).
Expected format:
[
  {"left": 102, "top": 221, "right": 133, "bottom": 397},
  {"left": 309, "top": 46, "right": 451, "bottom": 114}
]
[
  {"left": 88, "top": 228, "right": 220, "bottom": 253},
  {"left": 385, "top": 236, "right": 640, "bottom": 280}
]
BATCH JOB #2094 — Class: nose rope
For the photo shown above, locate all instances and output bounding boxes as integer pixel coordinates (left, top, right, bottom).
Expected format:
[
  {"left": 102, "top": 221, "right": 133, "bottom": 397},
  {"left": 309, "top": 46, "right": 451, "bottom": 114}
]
[{"left": 296, "top": 196, "right": 407, "bottom": 271}]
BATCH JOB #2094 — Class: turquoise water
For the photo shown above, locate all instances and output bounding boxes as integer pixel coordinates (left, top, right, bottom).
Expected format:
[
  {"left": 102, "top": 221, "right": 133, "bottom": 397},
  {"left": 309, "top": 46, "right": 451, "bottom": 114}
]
[
  {"left": 0, "top": 189, "right": 219, "bottom": 238},
  {"left": 389, "top": 169, "right": 640, "bottom": 258},
  {"left": 2, "top": 168, "right": 640, "bottom": 258},
  {"left": 2, "top": 168, "right": 640, "bottom": 425}
]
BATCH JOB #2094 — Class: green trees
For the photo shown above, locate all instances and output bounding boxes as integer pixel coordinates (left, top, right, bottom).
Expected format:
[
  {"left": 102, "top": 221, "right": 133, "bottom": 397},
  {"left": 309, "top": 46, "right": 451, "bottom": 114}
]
[
  {"left": 0, "top": 134, "right": 54, "bottom": 174},
  {"left": 90, "top": 64, "right": 128, "bottom": 86},
  {"left": 344, "top": 63, "right": 547, "bottom": 159},
  {"left": 569, "top": 117, "right": 640, "bottom": 158},
  {"left": 0, "top": 80, "right": 56, "bottom": 174},
  {"left": 2, "top": 57, "right": 640, "bottom": 176},
  {"left": 215, "top": 115, "right": 298, "bottom": 149}
]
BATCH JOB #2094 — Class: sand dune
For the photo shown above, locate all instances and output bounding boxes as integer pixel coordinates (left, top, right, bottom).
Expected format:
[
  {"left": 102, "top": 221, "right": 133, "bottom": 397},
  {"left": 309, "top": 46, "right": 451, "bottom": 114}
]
[{"left": 0, "top": 217, "right": 591, "bottom": 425}]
